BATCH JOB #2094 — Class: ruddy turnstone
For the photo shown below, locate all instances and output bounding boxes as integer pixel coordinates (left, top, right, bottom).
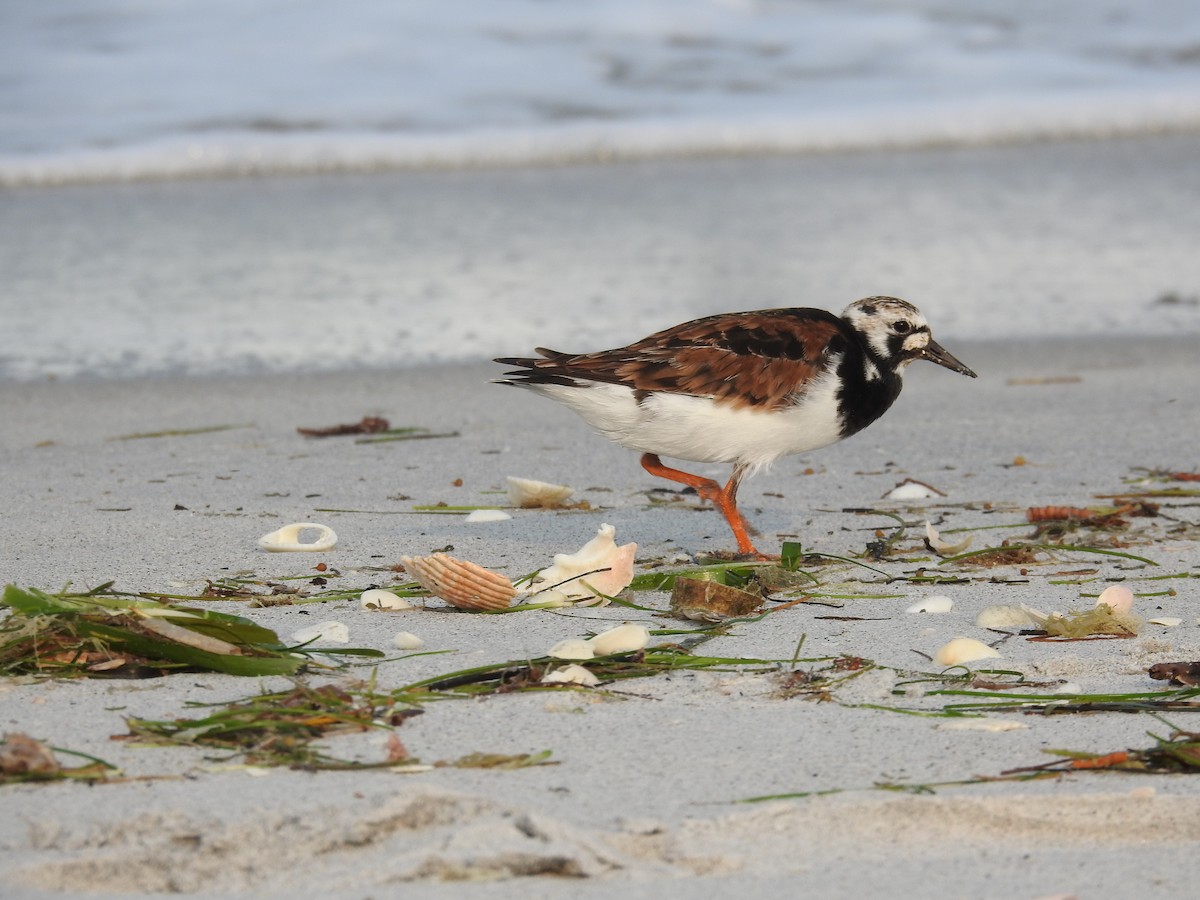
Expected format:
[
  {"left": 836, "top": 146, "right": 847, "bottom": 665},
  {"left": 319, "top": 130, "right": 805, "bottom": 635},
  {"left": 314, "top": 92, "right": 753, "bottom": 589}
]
[{"left": 495, "top": 296, "right": 976, "bottom": 558}]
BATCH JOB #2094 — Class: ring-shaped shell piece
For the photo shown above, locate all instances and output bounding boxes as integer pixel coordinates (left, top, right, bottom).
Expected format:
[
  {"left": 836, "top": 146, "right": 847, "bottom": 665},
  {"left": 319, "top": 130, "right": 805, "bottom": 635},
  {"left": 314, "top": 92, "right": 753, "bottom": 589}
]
[
  {"left": 400, "top": 553, "right": 516, "bottom": 612},
  {"left": 259, "top": 522, "right": 338, "bottom": 552}
]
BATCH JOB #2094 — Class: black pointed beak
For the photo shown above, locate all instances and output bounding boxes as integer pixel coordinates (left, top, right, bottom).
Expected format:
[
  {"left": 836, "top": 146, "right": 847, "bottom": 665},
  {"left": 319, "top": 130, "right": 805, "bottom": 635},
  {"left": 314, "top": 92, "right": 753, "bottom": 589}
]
[{"left": 920, "top": 339, "right": 977, "bottom": 378}]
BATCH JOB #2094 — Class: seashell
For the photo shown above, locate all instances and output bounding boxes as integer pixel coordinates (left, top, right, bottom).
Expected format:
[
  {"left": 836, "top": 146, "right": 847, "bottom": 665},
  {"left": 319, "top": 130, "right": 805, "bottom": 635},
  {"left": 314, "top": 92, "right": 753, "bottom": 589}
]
[
  {"left": 588, "top": 623, "right": 650, "bottom": 656},
  {"left": 670, "top": 576, "right": 761, "bottom": 621},
  {"left": 923, "top": 521, "right": 973, "bottom": 556},
  {"left": 506, "top": 476, "right": 574, "bottom": 509},
  {"left": 290, "top": 621, "right": 350, "bottom": 644},
  {"left": 1054, "top": 682, "right": 1082, "bottom": 694},
  {"left": 547, "top": 638, "right": 595, "bottom": 660},
  {"left": 361, "top": 589, "right": 414, "bottom": 611},
  {"left": 883, "top": 478, "right": 945, "bottom": 500},
  {"left": 1095, "top": 584, "right": 1134, "bottom": 615},
  {"left": 524, "top": 523, "right": 636, "bottom": 607},
  {"left": 392, "top": 631, "right": 425, "bottom": 650},
  {"left": 541, "top": 664, "right": 600, "bottom": 687},
  {"left": 906, "top": 595, "right": 954, "bottom": 614},
  {"left": 933, "top": 637, "right": 1001, "bottom": 667},
  {"left": 464, "top": 509, "right": 512, "bottom": 523},
  {"left": 400, "top": 553, "right": 516, "bottom": 612},
  {"left": 1018, "top": 604, "right": 1057, "bottom": 628},
  {"left": 975, "top": 604, "right": 1038, "bottom": 629},
  {"left": 258, "top": 522, "right": 337, "bottom": 552},
  {"left": 1149, "top": 616, "right": 1182, "bottom": 627}
]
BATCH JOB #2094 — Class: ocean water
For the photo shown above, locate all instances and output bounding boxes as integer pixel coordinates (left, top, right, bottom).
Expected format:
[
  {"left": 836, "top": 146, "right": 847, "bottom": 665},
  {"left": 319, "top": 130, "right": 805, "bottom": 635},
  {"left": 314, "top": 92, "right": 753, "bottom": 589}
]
[
  {"left": 2, "top": 1, "right": 1199, "bottom": 381},
  {"left": 4, "top": 0, "right": 1200, "bottom": 184}
]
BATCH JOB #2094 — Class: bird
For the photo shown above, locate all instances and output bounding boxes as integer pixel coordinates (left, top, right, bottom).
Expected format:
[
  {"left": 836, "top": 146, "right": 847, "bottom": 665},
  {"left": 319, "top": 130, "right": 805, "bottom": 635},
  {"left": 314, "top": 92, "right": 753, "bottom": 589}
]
[{"left": 494, "top": 296, "right": 976, "bottom": 558}]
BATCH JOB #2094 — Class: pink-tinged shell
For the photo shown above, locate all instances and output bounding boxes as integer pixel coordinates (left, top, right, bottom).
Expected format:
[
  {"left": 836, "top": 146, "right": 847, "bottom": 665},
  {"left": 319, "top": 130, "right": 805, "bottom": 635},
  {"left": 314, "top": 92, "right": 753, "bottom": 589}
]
[
  {"left": 400, "top": 553, "right": 516, "bottom": 612},
  {"left": 1095, "top": 584, "right": 1135, "bottom": 615},
  {"left": 525, "top": 523, "right": 636, "bottom": 606}
]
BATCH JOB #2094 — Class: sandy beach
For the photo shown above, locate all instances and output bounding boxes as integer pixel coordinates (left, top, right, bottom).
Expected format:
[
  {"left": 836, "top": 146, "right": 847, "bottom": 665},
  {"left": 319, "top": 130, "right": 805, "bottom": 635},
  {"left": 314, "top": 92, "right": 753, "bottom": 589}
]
[{"left": 3, "top": 136, "right": 1200, "bottom": 898}]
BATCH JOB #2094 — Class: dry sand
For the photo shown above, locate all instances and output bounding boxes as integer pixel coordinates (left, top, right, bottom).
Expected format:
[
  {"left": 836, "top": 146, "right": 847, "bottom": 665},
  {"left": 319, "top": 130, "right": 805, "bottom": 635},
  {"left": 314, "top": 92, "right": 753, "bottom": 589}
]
[{"left": 3, "top": 137, "right": 1200, "bottom": 898}]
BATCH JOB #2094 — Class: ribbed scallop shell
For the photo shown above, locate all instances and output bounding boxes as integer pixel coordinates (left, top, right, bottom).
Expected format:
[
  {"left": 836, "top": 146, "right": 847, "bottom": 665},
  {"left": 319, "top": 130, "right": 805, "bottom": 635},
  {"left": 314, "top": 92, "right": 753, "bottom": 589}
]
[{"left": 400, "top": 553, "right": 516, "bottom": 611}]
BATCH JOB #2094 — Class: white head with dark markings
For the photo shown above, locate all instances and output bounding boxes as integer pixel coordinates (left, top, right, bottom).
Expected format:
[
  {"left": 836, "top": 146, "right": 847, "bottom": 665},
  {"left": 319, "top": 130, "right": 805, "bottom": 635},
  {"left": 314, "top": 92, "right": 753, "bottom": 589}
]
[{"left": 842, "top": 296, "right": 976, "bottom": 379}]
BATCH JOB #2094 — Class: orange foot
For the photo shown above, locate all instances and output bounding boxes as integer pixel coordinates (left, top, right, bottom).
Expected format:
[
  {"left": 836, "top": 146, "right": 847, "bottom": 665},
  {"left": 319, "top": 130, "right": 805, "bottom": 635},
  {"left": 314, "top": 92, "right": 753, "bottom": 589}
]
[{"left": 640, "top": 453, "right": 766, "bottom": 558}]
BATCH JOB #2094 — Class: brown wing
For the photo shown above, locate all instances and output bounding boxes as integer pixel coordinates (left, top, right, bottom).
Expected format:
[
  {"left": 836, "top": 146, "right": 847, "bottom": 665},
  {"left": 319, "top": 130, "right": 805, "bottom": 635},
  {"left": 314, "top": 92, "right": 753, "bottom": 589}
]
[{"left": 505, "top": 309, "right": 848, "bottom": 410}]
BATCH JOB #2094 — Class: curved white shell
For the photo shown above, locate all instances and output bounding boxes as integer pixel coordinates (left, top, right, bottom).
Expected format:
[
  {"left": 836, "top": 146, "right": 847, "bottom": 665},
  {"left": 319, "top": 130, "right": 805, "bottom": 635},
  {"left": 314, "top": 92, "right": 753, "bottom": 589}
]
[
  {"left": 258, "top": 522, "right": 338, "bottom": 552},
  {"left": 291, "top": 620, "right": 350, "bottom": 644},
  {"left": 924, "top": 521, "right": 973, "bottom": 556},
  {"left": 975, "top": 604, "right": 1038, "bottom": 628},
  {"left": 1095, "top": 584, "right": 1135, "bottom": 615},
  {"left": 542, "top": 664, "right": 600, "bottom": 687},
  {"left": 1149, "top": 616, "right": 1183, "bottom": 627},
  {"left": 547, "top": 638, "right": 595, "bottom": 660},
  {"left": 525, "top": 523, "right": 636, "bottom": 606},
  {"left": 361, "top": 589, "right": 414, "bottom": 611},
  {"left": 906, "top": 595, "right": 954, "bottom": 614},
  {"left": 392, "top": 631, "right": 425, "bottom": 650},
  {"left": 588, "top": 623, "right": 650, "bottom": 656},
  {"left": 884, "top": 479, "right": 944, "bottom": 500},
  {"left": 933, "top": 637, "right": 1001, "bottom": 667},
  {"left": 506, "top": 476, "right": 574, "bottom": 509},
  {"left": 465, "top": 509, "right": 512, "bottom": 523}
]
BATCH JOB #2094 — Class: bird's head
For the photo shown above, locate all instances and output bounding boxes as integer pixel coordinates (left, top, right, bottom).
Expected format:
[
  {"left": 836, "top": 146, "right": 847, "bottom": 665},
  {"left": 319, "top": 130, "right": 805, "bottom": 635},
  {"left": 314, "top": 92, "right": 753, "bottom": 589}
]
[{"left": 842, "top": 296, "right": 977, "bottom": 379}]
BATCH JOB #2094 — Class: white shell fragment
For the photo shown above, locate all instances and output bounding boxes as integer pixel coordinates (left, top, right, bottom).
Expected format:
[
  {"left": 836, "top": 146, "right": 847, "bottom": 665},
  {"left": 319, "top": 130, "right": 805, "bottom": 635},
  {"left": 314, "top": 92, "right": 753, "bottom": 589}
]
[
  {"left": 392, "top": 631, "right": 425, "bottom": 650},
  {"left": 400, "top": 553, "right": 517, "bottom": 612},
  {"left": 923, "top": 521, "right": 973, "bottom": 556},
  {"left": 1017, "top": 604, "right": 1060, "bottom": 630},
  {"left": 525, "top": 523, "right": 636, "bottom": 607},
  {"left": 1149, "top": 616, "right": 1183, "bottom": 627},
  {"left": 884, "top": 478, "right": 945, "bottom": 500},
  {"left": 464, "top": 509, "right": 513, "bottom": 523},
  {"left": 542, "top": 664, "right": 600, "bottom": 687},
  {"left": 906, "top": 595, "right": 954, "bottom": 614},
  {"left": 936, "top": 719, "right": 1028, "bottom": 732},
  {"left": 975, "top": 604, "right": 1039, "bottom": 629},
  {"left": 290, "top": 621, "right": 350, "bottom": 644},
  {"left": 547, "top": 638, "right": 596, "bottom": 660},
  {"left": 1095, "top": 584, "right": 1135, "bottom": 615},
  {"left": 506, "top": 476, "right": 575, "bottom": 509},
  {"left": 258, "top": 522, "right": 338, "bottom": 552},
  {"left": 934, "top": 637, "right": 1001, "bottom": 667},
  {"left": 360, "top": 589, "right": 414, "bottom": 611},
  {"left": 589, "top": 623, "right": 651, "bottom": 656}
]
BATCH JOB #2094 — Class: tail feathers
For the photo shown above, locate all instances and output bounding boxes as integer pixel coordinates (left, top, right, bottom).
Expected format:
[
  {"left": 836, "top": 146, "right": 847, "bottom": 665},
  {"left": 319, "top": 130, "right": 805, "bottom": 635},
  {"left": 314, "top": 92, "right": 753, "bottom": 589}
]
[{"left": 492, "top": 352, "right": 582, "bottom": 389}]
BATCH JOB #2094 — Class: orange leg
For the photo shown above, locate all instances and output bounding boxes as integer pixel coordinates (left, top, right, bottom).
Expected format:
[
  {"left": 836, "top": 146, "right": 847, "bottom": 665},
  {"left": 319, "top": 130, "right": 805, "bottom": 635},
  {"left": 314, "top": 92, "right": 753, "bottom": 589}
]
[{"left": 640, "top": 453, "right": 767, "bottom": 558}]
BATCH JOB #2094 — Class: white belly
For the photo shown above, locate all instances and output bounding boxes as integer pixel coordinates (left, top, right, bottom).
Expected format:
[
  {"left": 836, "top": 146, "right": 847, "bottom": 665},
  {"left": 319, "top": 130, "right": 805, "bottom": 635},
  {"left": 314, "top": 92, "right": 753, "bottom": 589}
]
[{"left": 535, "top": 371, "right": 846, "bottom": 473}]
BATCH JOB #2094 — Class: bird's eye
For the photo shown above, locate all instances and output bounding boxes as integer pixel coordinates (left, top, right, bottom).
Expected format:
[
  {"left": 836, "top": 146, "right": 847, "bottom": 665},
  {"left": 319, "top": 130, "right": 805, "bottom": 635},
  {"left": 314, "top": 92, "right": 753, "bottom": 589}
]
[{"left": 891, "top": 320, "right": 912, "bottom": 334}]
